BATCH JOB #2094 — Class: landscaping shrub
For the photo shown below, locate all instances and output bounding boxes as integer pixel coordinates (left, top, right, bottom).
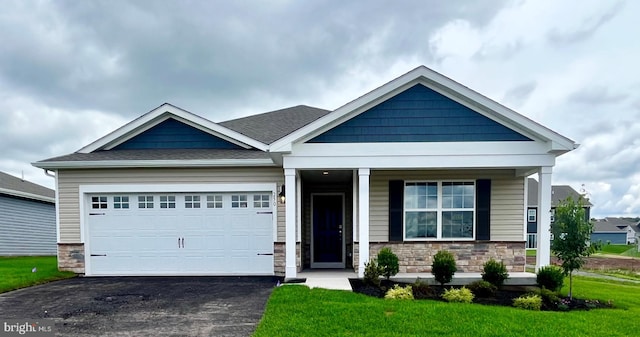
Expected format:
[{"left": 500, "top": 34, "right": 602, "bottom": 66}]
[
  {"left": 513, "top": 294, "right": 542, "bottom": 310},
  {"left": 442, "top": 287, "right": 474, "bottom": 303},
  {"left": 535, "top": 288, "right": 560, "bottom": 310},
  {"left": 432, "top": 250, "right": 457, "bottom": 286},
  {"left": 536, "top": 265, "right": 565, "bottom": 292},
  {"left": 384, "top": 285, "right": 414, "bottom": 300},
  {"left": 467, "top": 280, "right": 497, "bottom": 298},
  {"left": 481, "top": 258, "right": 509, "bottom": 288},
  {"left": 377, "top": 247, "right": 399, "bottom": 280},
  {"left": 363, "top": 259, "right": 381, "bottom": 287},
  {"left": 411, "top": 278, "right": 433, "bottom": 299}
]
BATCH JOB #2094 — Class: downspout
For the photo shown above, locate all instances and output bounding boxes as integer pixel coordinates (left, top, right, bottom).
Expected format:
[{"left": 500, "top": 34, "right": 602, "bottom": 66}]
[{"left": 44, "top": 169, "right": 56, "bottom": 178}]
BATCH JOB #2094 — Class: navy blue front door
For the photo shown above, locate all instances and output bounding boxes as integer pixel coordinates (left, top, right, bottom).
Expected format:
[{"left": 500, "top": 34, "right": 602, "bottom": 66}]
[{"left": 312, "top": 194, "right": 343, "bottom": 267}]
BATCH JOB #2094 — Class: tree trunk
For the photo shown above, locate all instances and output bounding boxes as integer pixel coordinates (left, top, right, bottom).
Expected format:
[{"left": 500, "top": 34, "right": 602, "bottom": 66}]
[{"left": 569, "top": 271, "right": 573, "bottom": 299}]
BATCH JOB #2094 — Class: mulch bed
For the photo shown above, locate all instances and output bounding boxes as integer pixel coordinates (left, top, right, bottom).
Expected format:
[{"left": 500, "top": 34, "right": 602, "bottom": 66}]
[{"left": 349, "top": 279, "right": 612, "bottom": 311}]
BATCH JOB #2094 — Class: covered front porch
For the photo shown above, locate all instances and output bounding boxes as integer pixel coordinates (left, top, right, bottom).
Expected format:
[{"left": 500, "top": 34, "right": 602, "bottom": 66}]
[{"left": 283, "top": 166, "right": 555, "bottom": 280}]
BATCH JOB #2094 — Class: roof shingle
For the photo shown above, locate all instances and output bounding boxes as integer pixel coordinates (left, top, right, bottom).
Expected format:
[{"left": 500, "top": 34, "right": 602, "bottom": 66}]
[
  {"left": 220, "top": 105, "right": 330, "bottom": 144},
  {"left": 0, "top": 171, "right": 55, "bottom": 201}
]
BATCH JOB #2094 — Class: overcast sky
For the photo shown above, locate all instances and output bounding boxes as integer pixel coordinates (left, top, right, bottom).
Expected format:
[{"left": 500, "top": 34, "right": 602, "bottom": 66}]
[{"left": 1, "top": 0, "right": 637, "bottom": 218}]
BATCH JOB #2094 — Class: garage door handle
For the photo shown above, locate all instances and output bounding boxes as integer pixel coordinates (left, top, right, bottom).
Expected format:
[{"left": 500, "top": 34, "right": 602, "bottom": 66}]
[
  {"left": 257, "top": 253, "right": 273, "bottom": 256},
  {"left": 178, "top": 237, "right": 185, "bottom": 248},
  {"left": 257, "top": 211, "right": 273, "bottom": 214},
  {"left": 182, "top": 237, "right": 185, "bottom": 248},
  {"left": 91, "top": 254, "right": 107, "bottom": 257},
  {"left": 89, "top": 213, "right": 106, "bottom": 216}
]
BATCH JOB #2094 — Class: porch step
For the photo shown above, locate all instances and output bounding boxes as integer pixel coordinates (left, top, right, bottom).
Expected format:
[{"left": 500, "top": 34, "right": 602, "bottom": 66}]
[{"left": 295, "top": 270, "right": 357, "bottom": 291}]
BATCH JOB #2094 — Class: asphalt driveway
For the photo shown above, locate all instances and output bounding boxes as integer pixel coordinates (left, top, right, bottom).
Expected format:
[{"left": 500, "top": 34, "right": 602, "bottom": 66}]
[{"left": 0, "top": 276, "right": 279, "bottom": 337}]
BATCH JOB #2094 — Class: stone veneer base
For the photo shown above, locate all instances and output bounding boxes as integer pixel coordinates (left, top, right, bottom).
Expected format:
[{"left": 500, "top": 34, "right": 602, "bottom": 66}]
[
  {"left": 369, "top": 241, "right": 526, "bottom": 273},
  {"left": 58, "top": 243, "right": 85, "bottom": 274}
]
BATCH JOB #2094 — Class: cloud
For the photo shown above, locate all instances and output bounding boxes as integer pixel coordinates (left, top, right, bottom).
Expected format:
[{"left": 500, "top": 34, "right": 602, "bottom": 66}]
[
  {"left": 0, "top": 0, "right": 639, "bottom": 219},
  {"left": 568, "top": 86, "right": 629, "bottom": 106},
  {"left": 546, "top": 1, "right": 625, "bottom": 46},
  {"left": 502, "top": 81, "right": 537, "bottom": 107}
]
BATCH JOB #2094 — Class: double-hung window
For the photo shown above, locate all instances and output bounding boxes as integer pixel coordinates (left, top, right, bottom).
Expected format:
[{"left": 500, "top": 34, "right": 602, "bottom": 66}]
[{"left": 404, "top": 181, "right": 475, "bottom": 240}]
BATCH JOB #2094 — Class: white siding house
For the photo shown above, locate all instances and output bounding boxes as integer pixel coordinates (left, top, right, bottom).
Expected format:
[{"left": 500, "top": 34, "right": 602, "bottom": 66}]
[{"left": 0, "top": 171, "right": 56, "bottom": 256}]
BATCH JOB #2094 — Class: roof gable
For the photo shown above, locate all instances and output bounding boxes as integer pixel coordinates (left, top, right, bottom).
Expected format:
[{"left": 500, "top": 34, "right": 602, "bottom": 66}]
[
  {"left": 78, "top": 103, "right": 268, "bottom": 153},
  {"left": 270, "top": 66, "right": 577, "bottom": 153},
  {"left": 113, "top": 118, "right": 243, "bottom": 150},
  {"left": 307, "top": 84, "right": 531, "bottom": 143}
]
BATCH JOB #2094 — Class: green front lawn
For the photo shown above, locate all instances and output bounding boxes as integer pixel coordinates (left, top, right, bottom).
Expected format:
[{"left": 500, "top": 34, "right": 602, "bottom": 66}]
[
  {"left": 598, "top": 244, "right": 636, "bottom": 255},
  {"left": 0, "top": 256, "right": 75, "bottom": 293},
  {"left": 254, "top": 276, "right": 639, "bottom": 337}
]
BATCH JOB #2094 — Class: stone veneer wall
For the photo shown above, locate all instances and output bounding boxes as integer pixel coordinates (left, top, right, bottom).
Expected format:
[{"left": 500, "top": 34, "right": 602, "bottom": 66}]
[
  {"left": 369, "top": 242, "right": 525, "bottom": 273},
  {"left": 58, "top": 243, "right": 85, "bottom": 273},
  {"left": 274, "top": 242, "right": 301, "bottom": 276}
]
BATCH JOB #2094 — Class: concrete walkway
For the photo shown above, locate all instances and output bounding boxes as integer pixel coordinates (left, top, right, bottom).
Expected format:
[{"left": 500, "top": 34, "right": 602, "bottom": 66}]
[{"left": 297, "top": 270, "right": 356, "bottom": 291}]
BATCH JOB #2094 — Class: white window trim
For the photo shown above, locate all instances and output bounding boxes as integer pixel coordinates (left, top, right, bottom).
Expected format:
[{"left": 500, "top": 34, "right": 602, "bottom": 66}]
[{"left": 403, "top": 180, "right": 476, "bottom": 241}]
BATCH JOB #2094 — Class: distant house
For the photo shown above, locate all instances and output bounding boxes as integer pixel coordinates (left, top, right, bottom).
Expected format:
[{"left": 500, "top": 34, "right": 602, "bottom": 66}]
[
  {"left": 526, "top": 178, "right": 592, "bottom": 249},
  {"left": 0, "top": 171, "right": 56, "bottom": 255},
  {"left": 593, "top": 217, "right": 638, "bottom": 245}
]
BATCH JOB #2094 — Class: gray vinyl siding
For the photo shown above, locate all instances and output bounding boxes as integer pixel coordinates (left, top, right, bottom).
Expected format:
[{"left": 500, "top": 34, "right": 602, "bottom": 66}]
[
  {"left": 0, "top": 194, "right": 56, "bottom": 255},
  {"left": 369, "top": 170, "right": 525, "bottom": 242},
  {"left": 57, "top": 167, "right": 284, "bottom": 243}
]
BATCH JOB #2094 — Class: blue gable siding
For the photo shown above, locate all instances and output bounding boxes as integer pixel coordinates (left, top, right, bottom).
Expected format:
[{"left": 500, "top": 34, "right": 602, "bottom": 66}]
[
  {"left": 308, "top": 84, "right": 532, "bottom": 143},
  {"left": 113, "top": 118, "right": 243, "bottom": 150}
]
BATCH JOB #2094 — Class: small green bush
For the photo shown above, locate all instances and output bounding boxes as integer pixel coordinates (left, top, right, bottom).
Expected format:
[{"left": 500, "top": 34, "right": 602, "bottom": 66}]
[
  {"left": 481, "top": 258, "right": 509, "bottom": 288},
  {"left": 377, "top": 247, "right": 400, "bottom": 280},
  {"left": 535, "top": 288, "right": 560, "bottom": 310},
  {"left": 536, "top": 265, "right": 565, "bottom": 292},
  {"left": 384, "top": 285, "right": 414, "bottom": 300},
  {"left": 363, "top": 259, "right": 381, "bottom": 287},
  {"left": 513, "top": 294, "right": 542, "bottom": 310},
  {"left": 442, "top": 287, "right": 474, "bottom": 303},
  {"left": 467, "top": 280, "right": 497, "bottom": 298},
  {"left": 432, "top": 250, "right": 457, "bottom": 286},
  {"left": 411, "top": 278, "right": 433, "bottom": 299}
]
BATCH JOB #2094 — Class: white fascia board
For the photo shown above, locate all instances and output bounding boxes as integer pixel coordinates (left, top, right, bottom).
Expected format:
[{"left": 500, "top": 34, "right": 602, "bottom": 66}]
[
  {"left": 282, "top": 153, "right": 556, "bottom": 170},
  {"left": 32, "top": 159, "right": 276, "bottom": 169},
  {"left": 78, "top": 103, "right": 268, "bottom": 153},
  {"left": 291, "top": 141, "right": 553, "bottom": 157},
  {"left": 0, "top": 188, "right": 55, "bottom": 203},
  {"left": 270, "top": 66, "right": 577, "bottom": 154}
]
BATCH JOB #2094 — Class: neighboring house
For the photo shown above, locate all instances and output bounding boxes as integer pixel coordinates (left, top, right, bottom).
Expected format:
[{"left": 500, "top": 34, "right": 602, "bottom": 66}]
[
  {"left": 526, "top": 178, "right": 592, "bottom": 249},
  {"left": 33, "top": 66, "right": 577, "bottom": 278},
  {"left": 593, "top": 217, "right": 638, "bottom": 245},
  {"left": 0, "top": 171, "right": 56, "bottom": 256}
]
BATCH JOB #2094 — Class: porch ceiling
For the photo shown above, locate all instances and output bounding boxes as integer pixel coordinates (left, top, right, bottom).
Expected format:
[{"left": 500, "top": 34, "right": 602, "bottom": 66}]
[{"left": 300, "top": 170, "right": 353, "bottom": 184}]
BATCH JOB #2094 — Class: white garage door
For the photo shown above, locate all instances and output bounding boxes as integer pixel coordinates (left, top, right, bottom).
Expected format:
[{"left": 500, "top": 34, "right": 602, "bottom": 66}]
[{"left": 86, "top": 192, "right": 274, "bottom": 276}]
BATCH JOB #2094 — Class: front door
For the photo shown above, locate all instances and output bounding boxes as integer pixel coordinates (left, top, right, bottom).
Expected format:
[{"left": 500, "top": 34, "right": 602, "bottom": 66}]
[{"left": 311, "top": 194, "right": 344, "bottom": 268}]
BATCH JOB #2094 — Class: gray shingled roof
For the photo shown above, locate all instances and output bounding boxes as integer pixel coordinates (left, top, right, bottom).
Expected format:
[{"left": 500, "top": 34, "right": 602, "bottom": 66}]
[
  {"left": 220, "top": 105, "right": 331, "bottom": 144},
  {"left": 40, "top": 149, "right": 270, "bottom": 162},
  {"left": 593, "top": 219, "right": 628, "bottom": 233},
  {"left": 0, "top": 171, "right": 55, "bottom": 201},
  {"left": 527, "top": 178, "right": 593, "bottom": 207}
]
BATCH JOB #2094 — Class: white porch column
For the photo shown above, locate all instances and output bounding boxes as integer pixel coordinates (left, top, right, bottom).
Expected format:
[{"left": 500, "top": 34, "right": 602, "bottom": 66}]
[
  {"left": 284, "top": 168, "right": 297, "bottom": 279},
  {"left": 536, "top": 166, "right": 553, "bottom": 270},
  {"left": 358, "top": 168, "right": 370, "bottom": 278}
]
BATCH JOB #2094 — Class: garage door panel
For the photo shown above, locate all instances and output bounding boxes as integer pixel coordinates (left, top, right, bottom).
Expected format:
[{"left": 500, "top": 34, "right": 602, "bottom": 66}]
[{"left": 87, "top": 192, "right": 274, "bottom": 275}]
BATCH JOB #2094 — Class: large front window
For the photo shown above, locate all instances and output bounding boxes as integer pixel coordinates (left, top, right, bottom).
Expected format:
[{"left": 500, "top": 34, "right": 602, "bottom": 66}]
[{"left": 404, "top": 181, "right": 475, "bottom": 240}]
